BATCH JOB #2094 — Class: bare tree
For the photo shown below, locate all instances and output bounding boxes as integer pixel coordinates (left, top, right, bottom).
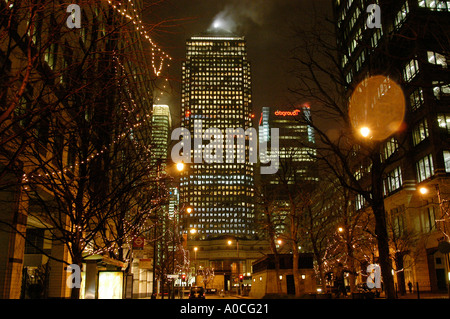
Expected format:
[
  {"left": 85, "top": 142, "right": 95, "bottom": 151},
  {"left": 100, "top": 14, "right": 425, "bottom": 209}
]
[
  {"left": 287, "top": 10, "right": 408, "bottom": 299},
  {"left": 0, "top": 1, "right": 178, "bottom": 299}
]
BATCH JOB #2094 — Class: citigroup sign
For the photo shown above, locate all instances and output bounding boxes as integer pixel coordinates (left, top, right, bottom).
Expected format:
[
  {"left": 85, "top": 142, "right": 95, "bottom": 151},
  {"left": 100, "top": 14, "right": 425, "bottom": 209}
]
[{"left": 274, "top": 109, "right": 302, "bottom": 117}]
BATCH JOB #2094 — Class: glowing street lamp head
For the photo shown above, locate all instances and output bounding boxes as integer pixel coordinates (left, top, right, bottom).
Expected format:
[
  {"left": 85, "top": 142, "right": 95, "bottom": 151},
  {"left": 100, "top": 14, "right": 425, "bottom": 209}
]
[
  {"left": 176, "top": 162, "right": 185, "bottom": 172},
  {"left": 227, "top": 240, "right": 232, "bottom": 245},
  {"left": 186, "top": 206, "right": 193, "bottom": 214},
  {"left": 419, "top": 187, "right": 429, "bottom": 195},
  {"left": 190, "top": 228, "right": 197, "bottom": 234},
  {"left": 360, "top": 126, "right": 371, "bottom": 138}
]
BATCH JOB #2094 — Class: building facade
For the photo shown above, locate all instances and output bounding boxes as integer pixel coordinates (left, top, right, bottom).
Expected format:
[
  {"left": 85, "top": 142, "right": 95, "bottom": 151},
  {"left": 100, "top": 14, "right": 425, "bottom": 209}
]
[
  {"left": 0, "top": 1, "right": 161, "bottom": 298},
  {"left": 179, "top": 28, "right": 256, "bottom": 240},
  {"left": 257, "top": 106, "right": 318, "bottom": 237},
  {"left": 259, "top": 105, "right": 317, "bottom": 184},
  {"left": 333, "top": 0, "right": 450, "bottom": 292}
]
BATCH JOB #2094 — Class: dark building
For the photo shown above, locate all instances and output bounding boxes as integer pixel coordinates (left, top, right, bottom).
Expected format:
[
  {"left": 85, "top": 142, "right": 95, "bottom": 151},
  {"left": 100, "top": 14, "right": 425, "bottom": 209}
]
[
  {"left": 259, "top": 105, "right": 317, "bottom": 184},
  {"left": 333, "top": 0, "right": 450, "bottom": 292},
  {"left": 250, "top": 253, "right": 316, "bottom": 297}
]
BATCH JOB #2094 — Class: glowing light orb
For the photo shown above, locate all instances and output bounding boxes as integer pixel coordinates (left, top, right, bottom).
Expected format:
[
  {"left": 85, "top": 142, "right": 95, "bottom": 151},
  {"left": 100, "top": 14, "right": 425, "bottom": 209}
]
[
  {"left": 176, "top": 162, "right": 185, "bottom": 172},
  {"left": 349, "top": 75, "right": 405, "bottom": 141},
  {"left": 360, "top": 127, "right": 371, "bottom": 138}
]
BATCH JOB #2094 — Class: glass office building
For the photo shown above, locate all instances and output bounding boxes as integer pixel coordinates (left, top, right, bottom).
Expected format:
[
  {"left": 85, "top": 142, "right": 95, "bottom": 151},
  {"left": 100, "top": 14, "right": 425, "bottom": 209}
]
[{"left": 179, "top": 28, "right": 255, "bottom": 240}]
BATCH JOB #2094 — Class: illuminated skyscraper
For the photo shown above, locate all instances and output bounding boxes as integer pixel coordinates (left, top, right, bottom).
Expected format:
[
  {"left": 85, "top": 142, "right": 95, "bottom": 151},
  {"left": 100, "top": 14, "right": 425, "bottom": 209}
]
[
  {"left": 257, "top": 106, "right": 317, "bottom": 237},
  {"left": 179, "top": 28, "right": 255, "bottom": 240},
  {"left": 259, "top": 105, "right": 317, "bottom": 184},
  {"left": 151, "top": 104, "right": 171, "bottom": 172}
]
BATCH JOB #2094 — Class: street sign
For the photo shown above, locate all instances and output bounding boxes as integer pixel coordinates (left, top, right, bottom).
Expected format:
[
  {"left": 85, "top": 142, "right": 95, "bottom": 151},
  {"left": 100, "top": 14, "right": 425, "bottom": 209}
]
[
  {"left": 167, "top": 274, "right": 179, "bottom": 279},
  {"left": 133, "top": 237, "right": 145, "bottom": 250}
]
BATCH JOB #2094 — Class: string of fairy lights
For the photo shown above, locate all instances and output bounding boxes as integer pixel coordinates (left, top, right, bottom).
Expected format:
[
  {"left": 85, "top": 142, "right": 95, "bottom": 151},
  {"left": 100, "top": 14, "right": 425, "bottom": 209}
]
[
  {"left": 20, "top": 1, "right": 178, "bottom": 263},
  {"left": 77, "top": 52, "right": 176, "bottom": 260},
  {"left": 106, "top": 0, "right": 172, "bottom": 76}
]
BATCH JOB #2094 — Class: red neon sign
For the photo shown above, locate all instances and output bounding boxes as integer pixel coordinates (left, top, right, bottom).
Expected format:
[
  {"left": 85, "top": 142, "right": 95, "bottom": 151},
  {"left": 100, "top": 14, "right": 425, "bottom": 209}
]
[{"left": 274, "top": 109, "right": 301, "bottom": 116}]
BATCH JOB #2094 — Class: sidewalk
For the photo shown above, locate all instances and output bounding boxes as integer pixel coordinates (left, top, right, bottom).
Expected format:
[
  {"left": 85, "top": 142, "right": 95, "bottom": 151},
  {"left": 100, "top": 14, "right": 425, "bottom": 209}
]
[{"left": 397, "top": 291, "right": 450, "bottom": 299}]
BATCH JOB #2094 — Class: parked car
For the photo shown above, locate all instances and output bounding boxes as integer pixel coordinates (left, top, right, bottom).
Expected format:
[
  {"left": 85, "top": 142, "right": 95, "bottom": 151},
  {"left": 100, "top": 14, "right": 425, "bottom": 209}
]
[{"left": 189, "top": 286, "right": 205, "bottom": 299}]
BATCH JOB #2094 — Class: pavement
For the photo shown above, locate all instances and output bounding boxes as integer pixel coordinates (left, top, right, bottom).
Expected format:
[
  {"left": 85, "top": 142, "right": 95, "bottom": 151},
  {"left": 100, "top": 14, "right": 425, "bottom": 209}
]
[
  {"left": 141, "top": 291, "right": 450, "bottom": 300},
  {"left": 396, "top": 291, "right": 450, "bottom": 299}
]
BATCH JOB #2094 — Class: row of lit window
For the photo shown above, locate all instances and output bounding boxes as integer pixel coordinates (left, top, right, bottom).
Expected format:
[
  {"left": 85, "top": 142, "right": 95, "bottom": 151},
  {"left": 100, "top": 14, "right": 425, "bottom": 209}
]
[
  {"left": 402, "top": 51, "right": 447, "bottom": 82},
  {"left": 185, "top": 201, "right": 254, "bottom": 208},
  {"left": 419, "top": 0, "right": 450, "bottom": 11},
  {"left": 188, "top": 41, "right": 245, "bottom": 47}
]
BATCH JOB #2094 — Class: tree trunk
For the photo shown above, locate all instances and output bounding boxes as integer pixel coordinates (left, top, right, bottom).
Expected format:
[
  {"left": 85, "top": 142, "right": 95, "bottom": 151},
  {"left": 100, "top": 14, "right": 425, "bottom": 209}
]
[
  {"left": 373, "top": 202, "right": 396, "bottom": 299},
  {"left": 395, "top": 252, "right": 406, "bottom": 295},
  {"left": 70, "top": 256, "right": 83, "bottom": 299},
  {"left": 346, "top": 244, "right": 356, "bottom": 293},
  {"left": 292, "top": 248, "right": 302, "bottom": 297},
  {"left": 269, "top": 236, "right": 282, "bottom": 294},
  {"left": 312, "top": 245, "right": 327, "bottom": 293},
  {"left": 371, "top": 153, "right": 396, "bottom": 299}
]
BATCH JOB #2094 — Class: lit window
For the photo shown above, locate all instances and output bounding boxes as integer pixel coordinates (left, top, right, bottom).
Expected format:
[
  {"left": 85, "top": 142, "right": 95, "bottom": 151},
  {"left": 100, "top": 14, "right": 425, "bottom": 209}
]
[
  {"left": 355, "top": 193, "right": 366, "bottom": 211},
  {"left": 409, "top": 88, "right": 424, "bottom": 111},
  {"left": 402, "top": 59, "right": 419, "bottom": 82},
  {"left": 384, "top": 166, "right": 403, "bottom": 194},
  {"left": 427, "top": 51, "right": 448, "bottom": 67},
  {"left": 437, "top": 114, "right": 450, "bottom": 133},
  {"left": 412, "top": 118, "right": 429, "bottom": 146},
  {"left": 416, "top": 154, "right": 434, "bottom": 182},
  {"left": 370, "top": 28, "right": 383, "bottom": 48},
  {"left": 432, "top": 81, "right": 450, "bottom": 100},
  {"left": 419, "top": 0, "right": 450, "bottom": 11},
  {"left": 444, "top": 151, "right": 450, "bottom": 173},
  {"left": 394, "top": 1, "right": 409, "bottom": 28},
  {"left": 382, "top": 137, "right": 399, "bottom": 160}
]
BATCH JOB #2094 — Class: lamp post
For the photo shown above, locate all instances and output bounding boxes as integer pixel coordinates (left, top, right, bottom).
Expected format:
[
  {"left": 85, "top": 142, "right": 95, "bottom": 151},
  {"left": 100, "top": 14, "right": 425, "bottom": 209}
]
[
  {"left": 193, "top": 246, "right": 198, "bottom": 282},
  {"left": 228, "top": 238, "right": 241, "bottom": 295}
]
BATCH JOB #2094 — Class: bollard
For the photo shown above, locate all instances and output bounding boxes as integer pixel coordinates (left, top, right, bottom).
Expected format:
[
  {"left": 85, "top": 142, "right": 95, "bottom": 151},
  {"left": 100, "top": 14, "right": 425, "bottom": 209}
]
[{"left": 416, "top": 282, "right": 420, "bottom": 299}]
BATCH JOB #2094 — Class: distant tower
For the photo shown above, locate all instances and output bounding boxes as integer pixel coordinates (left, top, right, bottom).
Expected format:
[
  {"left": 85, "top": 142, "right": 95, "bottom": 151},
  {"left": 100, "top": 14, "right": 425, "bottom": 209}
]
[
  {"left": 152, "top": 104, "right": 171, "bottom": 171},
  {"left": 259, "top": 105, "right": 317, "bottom": 182}
]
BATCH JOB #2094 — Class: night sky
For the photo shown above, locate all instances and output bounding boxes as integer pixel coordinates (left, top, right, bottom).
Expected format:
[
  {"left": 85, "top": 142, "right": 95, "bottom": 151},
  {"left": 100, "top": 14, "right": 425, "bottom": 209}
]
[{"left": 145, "top": 0, "right": 332, "bottom": 126}]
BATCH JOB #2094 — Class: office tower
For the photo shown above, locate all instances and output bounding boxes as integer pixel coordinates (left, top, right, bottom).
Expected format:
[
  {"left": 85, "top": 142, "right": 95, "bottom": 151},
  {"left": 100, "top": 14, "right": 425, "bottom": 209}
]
[
  {"left": 333, "top": 0, "right": 450, "bottom": 292},
  {"left": 259, "top": 106, "right": 317, "bottom": 183},
  {"left": 179, "top": 28, "right": 255, "bottom": 240},
  {"left": 151, "top": 104, "right": 172, "bottom": 172},
  {"left": 258, "top": 106, "right": 317, "bottom": 237}
]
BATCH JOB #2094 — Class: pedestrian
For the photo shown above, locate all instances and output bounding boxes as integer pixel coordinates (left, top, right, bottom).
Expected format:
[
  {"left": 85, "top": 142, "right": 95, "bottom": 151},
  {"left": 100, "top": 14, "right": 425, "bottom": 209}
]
[
  {"left": 335, "top": 263, "right": 347, "bottom": 297},
  {"left": 407, "top": 281, "right": 412, "bottom": 293}
]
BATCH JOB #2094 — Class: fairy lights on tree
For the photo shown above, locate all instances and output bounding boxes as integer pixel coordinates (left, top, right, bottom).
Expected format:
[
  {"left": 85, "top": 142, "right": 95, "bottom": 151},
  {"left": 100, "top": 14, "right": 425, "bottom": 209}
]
[{"left": 106, "top": 0, "right": 172, "bottom": 76}]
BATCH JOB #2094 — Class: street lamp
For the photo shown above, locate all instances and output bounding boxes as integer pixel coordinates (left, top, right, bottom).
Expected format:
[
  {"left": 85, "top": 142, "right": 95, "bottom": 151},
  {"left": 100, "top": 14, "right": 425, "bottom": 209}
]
[
  {"left": 193, "top": 247, "right": 198, "bottom": 280},
  {"left": 227, "top": 238, "right": 241, "bottom": 295},
  {"left": 419, "top": 186, "right": 429, "bottom": 195},
  {"left": 176, "top": 162, "right": 185, "bottom": 172},
  {"left": 360, "top": 126, "right": 371, "bottom": 138}
]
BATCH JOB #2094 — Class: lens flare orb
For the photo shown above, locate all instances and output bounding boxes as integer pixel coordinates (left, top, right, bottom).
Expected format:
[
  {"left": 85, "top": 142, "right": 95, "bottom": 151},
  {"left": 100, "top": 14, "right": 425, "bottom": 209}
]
[{"left": 349, "top": 75, "right": 405, "bottom": 141}]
